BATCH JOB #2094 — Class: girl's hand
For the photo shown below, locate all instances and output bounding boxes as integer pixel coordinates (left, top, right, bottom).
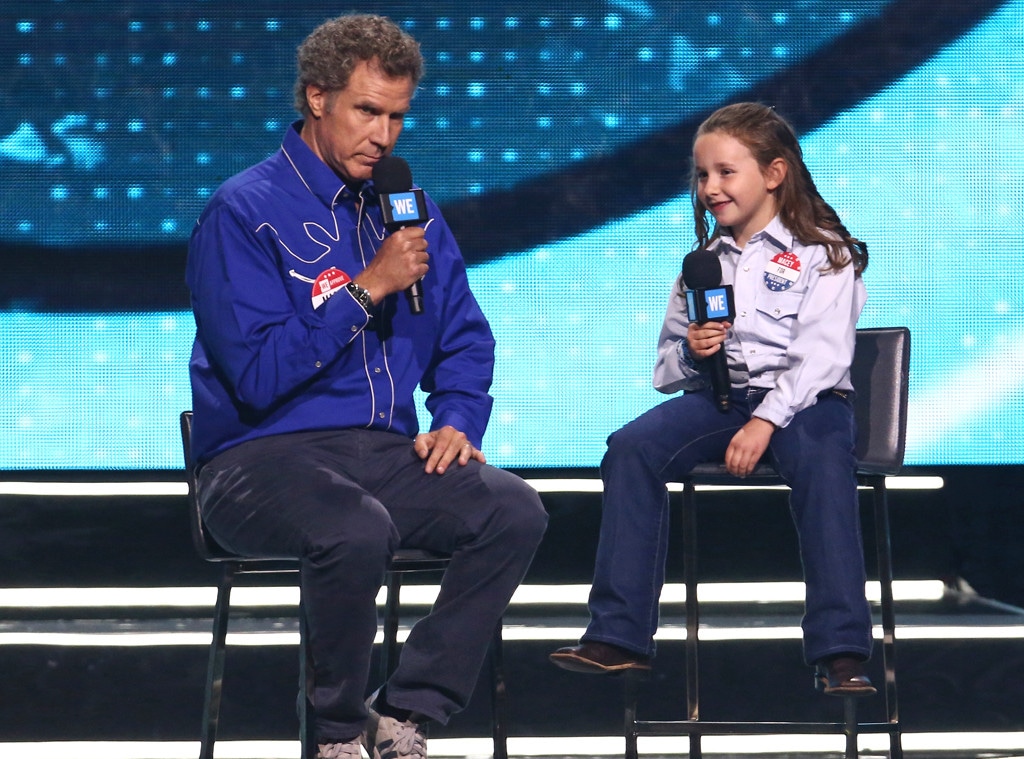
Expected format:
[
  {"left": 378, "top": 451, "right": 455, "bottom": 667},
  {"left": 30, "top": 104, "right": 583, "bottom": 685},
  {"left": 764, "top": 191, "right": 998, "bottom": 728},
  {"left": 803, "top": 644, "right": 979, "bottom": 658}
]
[
  {"left": 686, "top": 320, "right": 732, "bottom": 360},
  {"left": 724, "top": 417, "right": 775, "bottom": 477}
]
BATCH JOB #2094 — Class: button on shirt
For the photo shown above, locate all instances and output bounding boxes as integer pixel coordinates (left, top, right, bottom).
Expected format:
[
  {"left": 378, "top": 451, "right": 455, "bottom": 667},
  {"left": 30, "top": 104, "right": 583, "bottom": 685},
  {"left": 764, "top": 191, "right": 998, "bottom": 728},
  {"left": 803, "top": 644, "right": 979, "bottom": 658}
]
[{"left": 653, "top": 216, "right": 867, "bottom": 429}]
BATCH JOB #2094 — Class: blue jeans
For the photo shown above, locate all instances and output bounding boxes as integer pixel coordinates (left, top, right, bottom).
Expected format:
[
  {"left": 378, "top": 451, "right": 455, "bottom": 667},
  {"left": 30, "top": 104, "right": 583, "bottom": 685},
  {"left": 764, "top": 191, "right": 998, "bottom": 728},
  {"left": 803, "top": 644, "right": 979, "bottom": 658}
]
[
  {"left": 584, "top": 386, "right": 872, "bottom": 665},
  {"left": 196, "top": 428, "right": 547, "bottom": 743}
]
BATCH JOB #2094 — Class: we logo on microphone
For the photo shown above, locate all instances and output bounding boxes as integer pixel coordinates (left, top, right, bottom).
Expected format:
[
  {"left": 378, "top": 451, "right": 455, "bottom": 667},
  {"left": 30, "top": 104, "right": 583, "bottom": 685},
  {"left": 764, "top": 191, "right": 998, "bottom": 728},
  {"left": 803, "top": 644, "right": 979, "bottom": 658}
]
[
  {"left": 686, "top": 284, "right": 736, "bottom": 323},
  {"left": 381, "top": 188, "right": 428, "bottom": 227},
  {"left": 390, "top": 193, "right": 420, "bottom": 220},
  {"left": 704, "top": 288, "right": 732, "bottom": 320}
]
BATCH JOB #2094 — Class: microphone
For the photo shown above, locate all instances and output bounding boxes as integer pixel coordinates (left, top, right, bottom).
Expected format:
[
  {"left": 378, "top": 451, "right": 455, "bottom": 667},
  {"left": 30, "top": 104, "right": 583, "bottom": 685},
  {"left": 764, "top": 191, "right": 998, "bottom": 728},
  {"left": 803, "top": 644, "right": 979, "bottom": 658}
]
[
  {"left": 681, "top": 249, "right": 736, "bottom": 412},
  {"left": 372, "top": 155, "right": 430, "bottom": 314}
]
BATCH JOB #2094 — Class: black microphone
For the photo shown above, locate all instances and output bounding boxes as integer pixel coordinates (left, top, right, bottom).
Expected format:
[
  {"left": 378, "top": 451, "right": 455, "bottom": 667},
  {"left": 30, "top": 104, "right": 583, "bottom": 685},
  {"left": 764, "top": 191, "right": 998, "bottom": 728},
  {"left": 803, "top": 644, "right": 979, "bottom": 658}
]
[
  {"left": 372, "top": 155, "right": 430, "bottom": 315},
  {"left": 681, "top": 249, "right": 736, "bottom": 412}
]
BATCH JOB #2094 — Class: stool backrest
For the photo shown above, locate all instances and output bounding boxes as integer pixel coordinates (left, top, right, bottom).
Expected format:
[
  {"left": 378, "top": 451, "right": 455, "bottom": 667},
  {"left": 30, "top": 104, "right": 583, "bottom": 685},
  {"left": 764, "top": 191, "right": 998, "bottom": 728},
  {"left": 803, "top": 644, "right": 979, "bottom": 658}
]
[
  {"left": 180, "top": 410, "right": 238, "bottom": 562},
  {"left": 851, "top": 327, "right": 911, "bottom": 476}
]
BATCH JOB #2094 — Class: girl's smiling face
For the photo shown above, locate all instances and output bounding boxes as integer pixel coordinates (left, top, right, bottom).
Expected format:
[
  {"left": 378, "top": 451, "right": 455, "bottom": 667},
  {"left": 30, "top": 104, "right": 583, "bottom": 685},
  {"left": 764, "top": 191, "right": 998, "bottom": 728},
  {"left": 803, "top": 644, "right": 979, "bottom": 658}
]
[{"left": 693, "top": 131, "right": 787, "bottom": 248}]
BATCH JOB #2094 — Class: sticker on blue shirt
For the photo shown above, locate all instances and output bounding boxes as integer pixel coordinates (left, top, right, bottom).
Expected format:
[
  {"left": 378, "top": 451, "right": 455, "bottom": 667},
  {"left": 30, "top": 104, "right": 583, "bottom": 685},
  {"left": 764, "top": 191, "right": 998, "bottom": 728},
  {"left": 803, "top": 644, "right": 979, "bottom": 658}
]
[
  {"left": 311, "top": 267, "right": 351, "bottom": 309},
  {"left": 763, "top": 251, "right": 801, "bottom": 292}
]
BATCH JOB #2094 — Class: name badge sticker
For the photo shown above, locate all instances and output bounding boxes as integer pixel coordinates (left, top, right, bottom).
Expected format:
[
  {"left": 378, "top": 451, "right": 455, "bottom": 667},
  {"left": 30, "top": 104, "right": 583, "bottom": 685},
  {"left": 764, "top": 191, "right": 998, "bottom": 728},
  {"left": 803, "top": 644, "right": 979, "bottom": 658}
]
[
  {"left": 311, "top": 267, "right": 352, "bottom": 309},
  {"left": 763, "top": 251, "right": 801, "bottom": 292}
]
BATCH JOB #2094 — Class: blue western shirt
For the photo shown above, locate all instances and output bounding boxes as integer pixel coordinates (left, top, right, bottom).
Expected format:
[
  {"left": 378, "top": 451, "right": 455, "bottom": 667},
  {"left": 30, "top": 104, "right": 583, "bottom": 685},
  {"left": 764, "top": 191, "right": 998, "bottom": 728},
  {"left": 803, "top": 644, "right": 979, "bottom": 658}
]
[{"left": 186, "top": 121, "right": 495, "bottom": 465}]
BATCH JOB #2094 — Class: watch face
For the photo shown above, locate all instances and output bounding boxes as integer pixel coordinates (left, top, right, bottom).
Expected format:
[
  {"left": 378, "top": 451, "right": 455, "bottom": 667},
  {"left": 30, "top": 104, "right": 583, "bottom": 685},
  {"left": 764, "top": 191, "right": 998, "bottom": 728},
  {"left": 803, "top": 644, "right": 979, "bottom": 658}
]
[{"left": 346, "top": 282, "right": 369, "bottom": 308}]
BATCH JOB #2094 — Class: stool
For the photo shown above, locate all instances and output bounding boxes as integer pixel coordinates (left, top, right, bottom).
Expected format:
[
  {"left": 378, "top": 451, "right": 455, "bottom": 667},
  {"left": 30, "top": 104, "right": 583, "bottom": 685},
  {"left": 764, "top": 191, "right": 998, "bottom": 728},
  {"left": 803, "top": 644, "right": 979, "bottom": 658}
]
[
  {"left": 181, "top": 411, "right": 507, "bottom": 759},
  {"left": 625, "top": 326, "right": 909, "bottom": 759}
]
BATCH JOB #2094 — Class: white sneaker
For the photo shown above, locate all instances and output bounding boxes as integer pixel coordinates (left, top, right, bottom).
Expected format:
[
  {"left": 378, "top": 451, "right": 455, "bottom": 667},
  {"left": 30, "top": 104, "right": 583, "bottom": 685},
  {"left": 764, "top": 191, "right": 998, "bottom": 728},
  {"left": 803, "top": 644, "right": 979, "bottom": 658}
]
[
  {"left": 364, "top": 700, "right": 427, "bottom": 759},
  {"left": 317, "top": 736, "right": 367, "bottom": 759}
]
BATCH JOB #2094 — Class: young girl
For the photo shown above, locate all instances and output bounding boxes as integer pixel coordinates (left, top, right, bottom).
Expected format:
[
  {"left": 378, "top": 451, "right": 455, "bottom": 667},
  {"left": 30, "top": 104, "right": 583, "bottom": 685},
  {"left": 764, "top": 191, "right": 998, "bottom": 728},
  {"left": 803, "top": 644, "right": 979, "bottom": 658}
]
[{"left": 550, "top": 102, "right": 876, "bottom": 696}]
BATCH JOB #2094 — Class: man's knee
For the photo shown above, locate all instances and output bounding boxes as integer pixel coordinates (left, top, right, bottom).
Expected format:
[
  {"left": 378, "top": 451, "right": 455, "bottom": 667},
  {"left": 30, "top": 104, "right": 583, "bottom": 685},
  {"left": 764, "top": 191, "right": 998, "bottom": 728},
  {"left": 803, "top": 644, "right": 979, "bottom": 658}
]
[
  {"left": 480, "top": 467, "right": 548, "bottom": 546},
  {"left": 305, "top": 496, "right": 399, "bottom": 567}
]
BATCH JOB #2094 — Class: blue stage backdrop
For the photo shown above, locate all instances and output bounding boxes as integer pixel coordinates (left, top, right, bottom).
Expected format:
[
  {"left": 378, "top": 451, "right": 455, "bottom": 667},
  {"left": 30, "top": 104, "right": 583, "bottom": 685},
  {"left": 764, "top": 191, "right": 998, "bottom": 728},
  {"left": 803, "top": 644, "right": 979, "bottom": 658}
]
[{"left": 1, "top": 0, "right": 1021, "bottom": 470}]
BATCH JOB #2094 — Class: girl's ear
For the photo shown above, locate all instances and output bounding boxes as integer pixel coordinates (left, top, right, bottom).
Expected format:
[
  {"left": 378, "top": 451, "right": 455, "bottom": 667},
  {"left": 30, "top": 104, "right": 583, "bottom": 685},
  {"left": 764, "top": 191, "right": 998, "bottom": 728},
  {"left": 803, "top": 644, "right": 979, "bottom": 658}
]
[{"left": 765, "top": 157, "right": 788, "bottom": 191}]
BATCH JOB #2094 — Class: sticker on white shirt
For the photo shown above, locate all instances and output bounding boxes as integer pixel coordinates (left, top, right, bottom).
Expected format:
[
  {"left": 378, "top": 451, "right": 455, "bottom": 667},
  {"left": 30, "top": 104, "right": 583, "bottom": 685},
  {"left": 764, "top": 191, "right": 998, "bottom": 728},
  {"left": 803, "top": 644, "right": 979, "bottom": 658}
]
[
  {"left": 763, "top": 251, "right": 801, "bottom": 292},
  {"left": 311, "top": 267, "right": 352, "bottom": 309}
]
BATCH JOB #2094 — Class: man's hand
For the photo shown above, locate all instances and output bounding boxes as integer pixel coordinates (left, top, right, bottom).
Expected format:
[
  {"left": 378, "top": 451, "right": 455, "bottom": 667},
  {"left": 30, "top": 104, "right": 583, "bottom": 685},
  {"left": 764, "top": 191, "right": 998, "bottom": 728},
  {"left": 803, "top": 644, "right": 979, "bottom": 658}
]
[
  {"left": 724, "top": 417, "right": 776, "bottom": 477},
  {"left": 415, "top": 425, "right": 487, "bottom": 474},
  {"left": 355, "top": 226, "right": 429, "bottom": 305}
]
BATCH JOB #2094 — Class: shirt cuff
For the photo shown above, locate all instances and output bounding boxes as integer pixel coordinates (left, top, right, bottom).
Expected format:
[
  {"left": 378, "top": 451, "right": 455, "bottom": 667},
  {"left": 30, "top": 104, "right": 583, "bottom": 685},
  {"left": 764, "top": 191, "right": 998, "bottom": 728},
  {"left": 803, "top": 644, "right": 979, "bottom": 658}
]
[{"left": 676, "top": 338, "right": 700, "bottom": 369}]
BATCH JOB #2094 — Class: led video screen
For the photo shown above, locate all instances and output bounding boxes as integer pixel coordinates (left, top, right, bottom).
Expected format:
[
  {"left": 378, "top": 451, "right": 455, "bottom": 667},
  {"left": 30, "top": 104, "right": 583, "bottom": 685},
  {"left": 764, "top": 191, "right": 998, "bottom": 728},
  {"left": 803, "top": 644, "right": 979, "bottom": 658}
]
[{"left": 1, "top": 0, "right": 1021, "bottom": 469}]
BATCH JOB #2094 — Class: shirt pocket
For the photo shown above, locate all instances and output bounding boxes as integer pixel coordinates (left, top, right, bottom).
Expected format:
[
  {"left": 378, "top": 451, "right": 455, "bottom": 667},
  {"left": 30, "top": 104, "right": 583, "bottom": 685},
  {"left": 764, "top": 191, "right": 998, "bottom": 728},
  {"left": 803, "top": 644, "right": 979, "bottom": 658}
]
[{"left": 753, "top": 289, "right": 803, "bottom": 347}]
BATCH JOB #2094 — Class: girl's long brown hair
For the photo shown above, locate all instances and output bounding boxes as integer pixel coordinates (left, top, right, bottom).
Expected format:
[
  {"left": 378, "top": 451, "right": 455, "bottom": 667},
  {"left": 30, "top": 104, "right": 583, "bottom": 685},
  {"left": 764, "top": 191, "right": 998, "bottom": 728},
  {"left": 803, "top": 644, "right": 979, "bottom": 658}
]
[{"left": 690, "top": 102, "right": 868, "bottom": 275}]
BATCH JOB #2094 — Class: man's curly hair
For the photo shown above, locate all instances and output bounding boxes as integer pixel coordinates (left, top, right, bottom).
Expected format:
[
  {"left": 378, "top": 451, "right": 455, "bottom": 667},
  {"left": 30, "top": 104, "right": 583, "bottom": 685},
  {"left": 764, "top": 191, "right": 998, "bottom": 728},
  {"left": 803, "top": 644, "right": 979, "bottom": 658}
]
[{"left": 293, "top": 14, "right": 424, "bottom": 117}]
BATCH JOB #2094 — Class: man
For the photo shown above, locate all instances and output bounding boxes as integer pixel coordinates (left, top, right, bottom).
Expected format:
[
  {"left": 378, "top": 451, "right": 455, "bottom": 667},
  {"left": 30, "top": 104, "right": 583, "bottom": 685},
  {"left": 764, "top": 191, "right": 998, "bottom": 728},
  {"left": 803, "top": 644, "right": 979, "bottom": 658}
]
[{"left": 186, "top": 14, "right": 547, "bottom": 759}]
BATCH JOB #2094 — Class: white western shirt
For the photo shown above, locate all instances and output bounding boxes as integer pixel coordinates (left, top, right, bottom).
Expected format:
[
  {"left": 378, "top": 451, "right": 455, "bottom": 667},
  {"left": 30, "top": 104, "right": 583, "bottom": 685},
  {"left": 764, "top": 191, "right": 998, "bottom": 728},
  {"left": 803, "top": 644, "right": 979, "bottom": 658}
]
[{"left": 653, "top": 216, "right": 867, "bottom": 429}]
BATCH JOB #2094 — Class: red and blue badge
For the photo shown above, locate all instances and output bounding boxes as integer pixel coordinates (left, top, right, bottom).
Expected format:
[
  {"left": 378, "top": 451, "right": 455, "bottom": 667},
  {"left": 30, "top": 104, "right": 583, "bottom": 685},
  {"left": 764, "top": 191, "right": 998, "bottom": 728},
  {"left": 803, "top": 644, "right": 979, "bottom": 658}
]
[
  {"left": 763, "top": 251, "right": 801, "bottom": 292},
  {"left": 311, "top": 267, "right": 351, "bottom": 309}
]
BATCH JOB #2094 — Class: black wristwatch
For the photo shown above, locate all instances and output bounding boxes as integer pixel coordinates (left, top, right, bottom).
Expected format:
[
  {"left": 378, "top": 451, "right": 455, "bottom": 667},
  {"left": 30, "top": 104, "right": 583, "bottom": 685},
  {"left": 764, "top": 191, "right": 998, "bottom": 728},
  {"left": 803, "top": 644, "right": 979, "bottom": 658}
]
[{"left": 346, "top": 281, "right": 374, "bottom": 312}]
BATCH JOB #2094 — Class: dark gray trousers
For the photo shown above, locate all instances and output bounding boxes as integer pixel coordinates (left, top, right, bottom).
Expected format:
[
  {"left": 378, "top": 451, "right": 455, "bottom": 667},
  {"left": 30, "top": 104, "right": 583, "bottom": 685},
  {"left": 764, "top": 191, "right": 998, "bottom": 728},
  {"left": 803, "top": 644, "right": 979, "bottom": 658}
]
[{"left": 197, "top": 428, "right": 547, "bottom": 742}]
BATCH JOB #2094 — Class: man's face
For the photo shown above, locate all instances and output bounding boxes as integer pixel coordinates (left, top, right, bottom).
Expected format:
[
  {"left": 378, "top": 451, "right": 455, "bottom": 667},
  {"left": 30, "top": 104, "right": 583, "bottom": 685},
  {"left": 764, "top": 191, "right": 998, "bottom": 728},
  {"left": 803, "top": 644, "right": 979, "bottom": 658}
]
[{"left": 301, "top": 59, "right": 415, "bottom": 184}]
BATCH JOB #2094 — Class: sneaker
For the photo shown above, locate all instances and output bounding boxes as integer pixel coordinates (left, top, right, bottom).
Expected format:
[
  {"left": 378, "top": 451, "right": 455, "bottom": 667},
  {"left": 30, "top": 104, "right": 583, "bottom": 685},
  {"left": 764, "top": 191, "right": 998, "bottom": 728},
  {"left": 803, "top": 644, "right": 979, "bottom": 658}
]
[
  {"left": 317, "top": 737, "right": 366, "bottom": 759},
  {"left": 364, "top": 699, "right": 428, "bottom": 759}
]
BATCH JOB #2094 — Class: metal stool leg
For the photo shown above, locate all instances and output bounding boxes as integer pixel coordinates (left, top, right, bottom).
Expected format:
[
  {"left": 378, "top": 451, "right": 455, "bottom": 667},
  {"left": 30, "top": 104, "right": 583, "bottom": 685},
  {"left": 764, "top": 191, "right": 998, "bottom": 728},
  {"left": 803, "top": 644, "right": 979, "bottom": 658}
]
[
  {"left": 201, "top": 564, "right": 235, "bottom": 759},
  {"left": 843, "top": 696, "right": 859, "bottom": 759},
  {"left": 381, "top": 572, "right": 402, "bottom": 680},
  {"left": 683, "top": 483, "right": 702, "bottom": 759},
  {"left": 624, "top": 671, "right": 640, "bottom": 759},
  {"left": 870, "top": 473, "right": 903, "bottom": 759},
  {"left": 489, "top": 622, "right": 508, "bottom": 759},
  {"left": 299, "top": 600, "right": 316, "bottom": 759}
]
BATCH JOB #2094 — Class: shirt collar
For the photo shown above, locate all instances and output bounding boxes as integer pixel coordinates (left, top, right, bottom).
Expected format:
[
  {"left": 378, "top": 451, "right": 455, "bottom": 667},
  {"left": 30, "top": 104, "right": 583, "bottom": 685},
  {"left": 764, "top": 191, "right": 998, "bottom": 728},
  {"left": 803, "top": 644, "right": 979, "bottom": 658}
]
[
  {"left": 281, "top": 120, "right": 359, "bottom": 209},
  {"left": 715, "top": 215, "right": 795, "bottom": 254}
]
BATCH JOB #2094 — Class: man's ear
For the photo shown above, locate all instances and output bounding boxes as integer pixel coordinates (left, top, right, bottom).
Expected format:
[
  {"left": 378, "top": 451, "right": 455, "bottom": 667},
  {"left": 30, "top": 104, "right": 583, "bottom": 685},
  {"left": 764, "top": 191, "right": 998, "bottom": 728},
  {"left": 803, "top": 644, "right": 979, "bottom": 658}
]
[
  {"left": 305, "top": 84, "right": 327, "bottom": 119},
  {"left": 765, "top": 157, "right": 788, "bottom": 191}
]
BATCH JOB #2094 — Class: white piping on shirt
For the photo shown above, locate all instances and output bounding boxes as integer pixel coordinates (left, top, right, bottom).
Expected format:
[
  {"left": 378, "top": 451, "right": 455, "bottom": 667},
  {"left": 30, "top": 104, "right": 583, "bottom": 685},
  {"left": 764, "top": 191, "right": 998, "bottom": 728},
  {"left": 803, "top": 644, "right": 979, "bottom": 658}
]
[{"left": 356, "top": 193, "right": 393, "bottom": 431}]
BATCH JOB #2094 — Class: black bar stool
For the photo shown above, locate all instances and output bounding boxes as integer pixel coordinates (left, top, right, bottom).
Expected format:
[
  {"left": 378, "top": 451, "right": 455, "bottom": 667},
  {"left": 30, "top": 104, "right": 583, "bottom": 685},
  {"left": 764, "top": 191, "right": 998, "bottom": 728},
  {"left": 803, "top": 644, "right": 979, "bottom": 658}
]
[
  {"left": 180, "top": 411, "right": 507, "bottom": 759},
  {"left": 625, "top": 326, "right": 909, "bottom": 759}
]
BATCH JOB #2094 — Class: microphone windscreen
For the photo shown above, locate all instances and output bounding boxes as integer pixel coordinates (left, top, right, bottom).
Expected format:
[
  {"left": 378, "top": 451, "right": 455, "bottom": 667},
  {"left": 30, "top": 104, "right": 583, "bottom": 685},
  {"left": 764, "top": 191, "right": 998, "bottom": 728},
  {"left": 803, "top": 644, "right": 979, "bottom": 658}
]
[
  {"left": 682, "top": 249, "right": 723, "bottom": 289},
  {"left": 372, "top": 155, "right": 413, "bottom": 194}
]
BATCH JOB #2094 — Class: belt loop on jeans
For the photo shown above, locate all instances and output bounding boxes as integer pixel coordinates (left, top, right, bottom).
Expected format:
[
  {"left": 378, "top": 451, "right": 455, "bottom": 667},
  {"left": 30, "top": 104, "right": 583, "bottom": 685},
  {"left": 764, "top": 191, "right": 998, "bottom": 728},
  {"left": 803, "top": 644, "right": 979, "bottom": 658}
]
[{"left": 745, "top": 386, "right": 769, "bottom": 405}]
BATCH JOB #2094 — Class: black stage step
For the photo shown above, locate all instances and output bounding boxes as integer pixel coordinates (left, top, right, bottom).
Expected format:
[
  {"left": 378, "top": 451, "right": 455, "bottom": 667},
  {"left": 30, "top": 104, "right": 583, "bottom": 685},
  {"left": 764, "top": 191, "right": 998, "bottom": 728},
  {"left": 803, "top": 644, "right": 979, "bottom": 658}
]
[{"left": 0, "top": 592, "right": 1022, "bottom": 742}]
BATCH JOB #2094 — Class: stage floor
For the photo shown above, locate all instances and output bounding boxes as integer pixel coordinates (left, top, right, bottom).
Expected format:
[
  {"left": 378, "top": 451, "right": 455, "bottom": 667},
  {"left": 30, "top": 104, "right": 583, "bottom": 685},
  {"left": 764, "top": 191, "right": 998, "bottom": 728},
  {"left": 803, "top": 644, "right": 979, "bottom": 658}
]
[{"left": 2, "top": 580, "right": 1023, "bottom": 759}]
